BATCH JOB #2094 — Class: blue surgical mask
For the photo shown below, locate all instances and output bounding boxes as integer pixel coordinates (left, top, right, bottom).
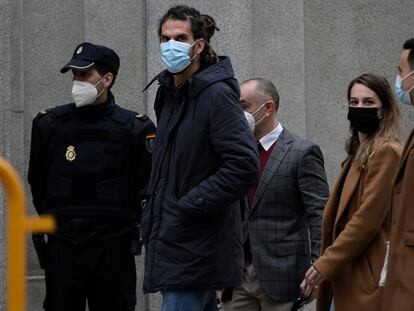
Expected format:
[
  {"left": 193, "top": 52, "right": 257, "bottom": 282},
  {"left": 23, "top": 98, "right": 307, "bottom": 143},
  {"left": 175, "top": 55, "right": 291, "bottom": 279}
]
[
  {"left": 160, "top": 39, "right": 197, "bottom": 74},
  {"left": 395, "top": 71, "right": 414, "bottom": 106}
]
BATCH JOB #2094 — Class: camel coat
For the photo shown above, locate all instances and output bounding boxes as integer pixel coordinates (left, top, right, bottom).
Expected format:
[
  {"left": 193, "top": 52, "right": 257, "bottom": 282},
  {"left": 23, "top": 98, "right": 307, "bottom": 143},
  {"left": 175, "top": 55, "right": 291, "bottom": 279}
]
[
  {"left": 313, "top": 141, "right": 401, "bottom": 311},
  {"left": 382, "top": 130, "right": 414, "bottom": 311}
]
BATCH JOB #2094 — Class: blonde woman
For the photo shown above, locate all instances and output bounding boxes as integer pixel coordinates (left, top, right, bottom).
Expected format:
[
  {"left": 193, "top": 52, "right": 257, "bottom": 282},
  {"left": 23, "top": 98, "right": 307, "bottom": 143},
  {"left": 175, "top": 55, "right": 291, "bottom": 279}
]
[{"left": 300, "top": 73, "right": 402, "bottom": 311}]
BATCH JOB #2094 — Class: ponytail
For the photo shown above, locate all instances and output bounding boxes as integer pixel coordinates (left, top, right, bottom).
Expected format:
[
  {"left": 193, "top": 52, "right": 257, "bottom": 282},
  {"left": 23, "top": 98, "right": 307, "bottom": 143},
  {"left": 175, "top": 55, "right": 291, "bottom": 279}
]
[{"left": 200, "top": 14, "right": 220, "bottom": 65}]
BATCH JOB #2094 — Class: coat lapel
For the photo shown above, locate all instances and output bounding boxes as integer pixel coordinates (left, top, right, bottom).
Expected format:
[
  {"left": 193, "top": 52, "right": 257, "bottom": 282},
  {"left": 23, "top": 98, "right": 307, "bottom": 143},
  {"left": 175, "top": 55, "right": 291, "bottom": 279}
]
[
  {"left": 334, "top": 159, "right": 363, "bottom": 225},
  {"left": 323, "top": 158, "right": 352, "bottom": 226},
  {"left": 250, "top": 129, "right": 293, "bottom": 213},
  {"left": 320, "top": 158, "right": 352, "bottom": 251}
]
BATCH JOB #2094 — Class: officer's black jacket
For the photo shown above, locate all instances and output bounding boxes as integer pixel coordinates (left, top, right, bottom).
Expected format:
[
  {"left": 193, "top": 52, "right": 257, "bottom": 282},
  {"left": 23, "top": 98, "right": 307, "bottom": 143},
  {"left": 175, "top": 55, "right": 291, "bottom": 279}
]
[
  {"left": 28, "top": 92, "right": 155, "bottom": 223},
  {"left": 142, "top": 57, "right": 259, "bottom": 293}
]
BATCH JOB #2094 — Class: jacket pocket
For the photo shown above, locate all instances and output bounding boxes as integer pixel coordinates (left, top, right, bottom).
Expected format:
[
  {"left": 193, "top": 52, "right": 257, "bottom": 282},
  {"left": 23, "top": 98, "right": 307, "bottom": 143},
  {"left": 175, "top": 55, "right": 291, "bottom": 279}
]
[
  {"left": 404, "top": 231, "right": 414, "bottom": 246},
  {"left": 179, "top": 191, "right": 208, "bottom": 217}
]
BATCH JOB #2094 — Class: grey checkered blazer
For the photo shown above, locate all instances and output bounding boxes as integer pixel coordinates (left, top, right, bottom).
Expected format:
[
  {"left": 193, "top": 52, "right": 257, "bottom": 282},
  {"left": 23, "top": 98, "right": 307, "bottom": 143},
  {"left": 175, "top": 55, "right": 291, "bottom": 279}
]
[{"left": 242, "top": 128, "right": 329, "bottom": 301}]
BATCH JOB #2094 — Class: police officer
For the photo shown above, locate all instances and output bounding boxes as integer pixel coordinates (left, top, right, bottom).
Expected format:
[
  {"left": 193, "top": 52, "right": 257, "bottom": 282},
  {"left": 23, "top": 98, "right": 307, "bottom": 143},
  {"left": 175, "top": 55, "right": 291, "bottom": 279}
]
[{"left": 28, "top": 42, "right": 155, "bottom": 311}]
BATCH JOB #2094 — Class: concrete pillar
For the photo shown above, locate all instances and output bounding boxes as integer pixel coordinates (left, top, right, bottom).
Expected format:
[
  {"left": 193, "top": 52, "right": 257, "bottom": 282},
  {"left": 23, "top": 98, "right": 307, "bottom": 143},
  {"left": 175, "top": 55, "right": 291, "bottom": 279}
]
[
  {"left": 251, "top": 0, "right": 307, "bottom": 139},
  {"left": 0, "top": 0, "right": 11, "bottom": 308}
]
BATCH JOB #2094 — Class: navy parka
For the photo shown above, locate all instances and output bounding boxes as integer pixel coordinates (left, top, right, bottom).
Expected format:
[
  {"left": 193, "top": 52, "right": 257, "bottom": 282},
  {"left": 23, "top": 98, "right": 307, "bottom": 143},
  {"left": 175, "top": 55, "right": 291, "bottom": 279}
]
[{"left": 143, "top": 57, "right": 259, "bottom": 293}]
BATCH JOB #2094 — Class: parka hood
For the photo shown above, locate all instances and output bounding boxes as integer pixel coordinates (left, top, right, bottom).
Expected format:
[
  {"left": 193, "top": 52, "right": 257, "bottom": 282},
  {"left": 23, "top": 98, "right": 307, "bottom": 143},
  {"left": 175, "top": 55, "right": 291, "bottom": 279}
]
[{"left": 157, "top": 56, "right": 240, "bottom": 98}]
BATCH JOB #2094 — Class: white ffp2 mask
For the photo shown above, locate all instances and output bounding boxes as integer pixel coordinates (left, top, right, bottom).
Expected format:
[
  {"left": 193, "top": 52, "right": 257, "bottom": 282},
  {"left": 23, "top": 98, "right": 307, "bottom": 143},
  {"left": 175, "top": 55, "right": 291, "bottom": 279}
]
[
  {"left": 243, "top": 102, "right": 268, "bottom": 133},
  {"left": 71, "top": 78, "right": 104, "bottom": 107}
]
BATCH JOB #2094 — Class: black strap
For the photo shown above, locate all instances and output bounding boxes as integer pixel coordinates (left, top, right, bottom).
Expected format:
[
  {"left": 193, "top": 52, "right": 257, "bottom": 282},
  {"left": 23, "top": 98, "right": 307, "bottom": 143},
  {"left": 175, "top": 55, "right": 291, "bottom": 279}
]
[{"left": 142, "top": 71, "right": 165, "bottom": 92}]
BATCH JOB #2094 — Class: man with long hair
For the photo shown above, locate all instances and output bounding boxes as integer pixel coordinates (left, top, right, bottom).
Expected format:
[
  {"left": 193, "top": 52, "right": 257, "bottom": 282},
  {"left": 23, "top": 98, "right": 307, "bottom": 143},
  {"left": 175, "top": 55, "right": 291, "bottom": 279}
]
[{"left": 142, "top": 5, "right": 259, "bottom": 311}]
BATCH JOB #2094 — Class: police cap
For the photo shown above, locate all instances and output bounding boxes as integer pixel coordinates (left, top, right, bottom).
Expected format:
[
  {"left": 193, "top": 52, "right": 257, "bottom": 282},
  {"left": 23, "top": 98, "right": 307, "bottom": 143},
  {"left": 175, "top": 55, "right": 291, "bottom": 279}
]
[{"left": 60, "top": 42, "right": 120, "bottom": 75}]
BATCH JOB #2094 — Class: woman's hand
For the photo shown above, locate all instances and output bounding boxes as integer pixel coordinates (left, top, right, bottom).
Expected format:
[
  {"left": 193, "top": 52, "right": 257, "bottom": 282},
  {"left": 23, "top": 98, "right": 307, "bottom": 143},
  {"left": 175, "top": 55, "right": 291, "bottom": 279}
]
[{"left": 300, "top": 265, "right": 325, "bottom": 299}]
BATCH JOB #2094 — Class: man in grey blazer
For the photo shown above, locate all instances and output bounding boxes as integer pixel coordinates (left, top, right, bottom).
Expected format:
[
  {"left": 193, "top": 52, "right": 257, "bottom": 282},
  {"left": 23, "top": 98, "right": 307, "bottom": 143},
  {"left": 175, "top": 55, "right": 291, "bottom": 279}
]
[{"left": 224, "top": 78, "right": 329, "bottom": 311}]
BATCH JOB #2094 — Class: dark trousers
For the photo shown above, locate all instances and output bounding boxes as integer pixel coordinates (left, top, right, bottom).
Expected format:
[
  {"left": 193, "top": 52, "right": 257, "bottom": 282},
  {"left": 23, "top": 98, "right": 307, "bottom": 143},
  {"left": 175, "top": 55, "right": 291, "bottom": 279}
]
[{"left": 43, "top": 235, "right": 136, "bottom": 311}]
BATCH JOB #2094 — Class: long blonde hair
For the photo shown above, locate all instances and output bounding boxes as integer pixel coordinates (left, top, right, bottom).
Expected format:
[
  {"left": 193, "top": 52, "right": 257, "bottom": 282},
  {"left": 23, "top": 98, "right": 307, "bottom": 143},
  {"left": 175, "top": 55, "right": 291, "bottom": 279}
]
[{"left": 346, "top": 74, "right": 401, "bottom": 166}]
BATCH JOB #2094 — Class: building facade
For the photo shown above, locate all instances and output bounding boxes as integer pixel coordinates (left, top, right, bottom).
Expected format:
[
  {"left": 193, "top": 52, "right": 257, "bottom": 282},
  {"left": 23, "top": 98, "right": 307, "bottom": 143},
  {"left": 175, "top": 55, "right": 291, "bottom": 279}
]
[{"left": 1, "top": 1, "right": 413, "bottom": 310}]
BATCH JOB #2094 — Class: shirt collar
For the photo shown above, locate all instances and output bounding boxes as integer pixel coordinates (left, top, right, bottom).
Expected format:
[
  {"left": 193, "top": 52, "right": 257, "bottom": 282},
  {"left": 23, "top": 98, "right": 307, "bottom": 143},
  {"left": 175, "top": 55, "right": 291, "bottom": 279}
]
[{"left": 258, "top": 122, "right": 283, "bottom": 151}]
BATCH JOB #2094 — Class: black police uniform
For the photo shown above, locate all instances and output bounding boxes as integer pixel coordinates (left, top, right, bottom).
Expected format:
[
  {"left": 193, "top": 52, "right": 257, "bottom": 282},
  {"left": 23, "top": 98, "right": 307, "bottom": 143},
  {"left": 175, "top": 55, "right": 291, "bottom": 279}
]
[
  {"left": 29, "top": 93, "right": 155, "bottom": 311},
  {"left": 28, "top": 42, "right": 155, "bottom": 311}
]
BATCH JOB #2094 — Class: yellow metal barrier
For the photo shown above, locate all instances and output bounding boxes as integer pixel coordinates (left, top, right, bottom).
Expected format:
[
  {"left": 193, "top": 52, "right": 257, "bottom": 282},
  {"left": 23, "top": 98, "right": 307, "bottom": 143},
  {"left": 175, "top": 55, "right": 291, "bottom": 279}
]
[{"left": 0, "top": 156, "right": 55, "bottom": 311}]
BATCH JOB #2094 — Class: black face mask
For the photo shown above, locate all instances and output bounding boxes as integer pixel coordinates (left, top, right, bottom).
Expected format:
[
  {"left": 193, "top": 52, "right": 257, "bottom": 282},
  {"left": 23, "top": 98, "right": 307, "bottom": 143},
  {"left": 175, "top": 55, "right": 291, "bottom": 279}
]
[{"left": 347, "top": 107, "right": 380, "bottom": 134}]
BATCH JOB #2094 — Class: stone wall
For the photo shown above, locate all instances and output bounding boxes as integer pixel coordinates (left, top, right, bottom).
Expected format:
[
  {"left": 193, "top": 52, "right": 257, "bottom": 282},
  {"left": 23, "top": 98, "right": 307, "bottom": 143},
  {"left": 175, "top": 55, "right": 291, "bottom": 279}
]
[{"left": 1, "top": 1, "right": 414, "bottom": 310}]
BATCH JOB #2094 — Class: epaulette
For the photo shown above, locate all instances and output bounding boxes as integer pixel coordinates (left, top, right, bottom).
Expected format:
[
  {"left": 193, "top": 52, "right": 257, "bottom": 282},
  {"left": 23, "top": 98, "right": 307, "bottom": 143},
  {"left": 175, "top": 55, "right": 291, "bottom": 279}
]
[
  {"left": 36, "top": 108, "right": 52, "bottom": 118},
  {"left": 38, "top": 108, "right": 49, "bottom": 115},
  {"left": 136, "top": 113, "right": 148, "bottom": 121}
]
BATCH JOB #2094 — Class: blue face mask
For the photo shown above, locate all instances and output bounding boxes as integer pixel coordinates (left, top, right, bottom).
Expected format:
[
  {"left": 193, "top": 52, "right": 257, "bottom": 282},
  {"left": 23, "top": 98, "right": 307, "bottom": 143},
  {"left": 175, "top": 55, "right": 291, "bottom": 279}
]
[
  {"left": 160, "top": 39, "right": 197, "bottom": 74},
  {"left": 395, "top": 71, "right": 414, "bottom": 106}
]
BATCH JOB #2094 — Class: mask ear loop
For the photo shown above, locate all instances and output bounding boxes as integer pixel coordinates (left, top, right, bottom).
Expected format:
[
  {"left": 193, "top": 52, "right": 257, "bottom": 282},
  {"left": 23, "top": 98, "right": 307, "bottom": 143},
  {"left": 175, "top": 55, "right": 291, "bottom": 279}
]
[
  {"left": 252, "top": 101, "right": 271, "bottom": 116},
  {"left": 254, "top": 114, "right": 267, "bottom": 126},
  {"left": 252, "top": 101, "right": 270, "bottom": 126},
  {"left": 401, "top": 70, "right": 414, "bottom": 94},
  {"left": 407, "top": 84, "right": 414, "bottom": 94},
  {"left": 95, "top": 75, "right": 107, "bottom": 99},
  {"left": 189, "top": 39, "right": 200, "bottom": 63},
  {"left": 93, "top": 77, "right": 104, "bottom": 87},
  {"left": 401, "top": 70, "right": 414, "bottom": 81}
]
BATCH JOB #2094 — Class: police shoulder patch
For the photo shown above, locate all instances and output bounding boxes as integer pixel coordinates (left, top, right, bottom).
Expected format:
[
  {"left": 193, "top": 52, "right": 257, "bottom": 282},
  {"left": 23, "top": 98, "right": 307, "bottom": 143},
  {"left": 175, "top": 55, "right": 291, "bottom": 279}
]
[
  {"left": 136, "top": 113, "right": 148, "bottom": 121},
  {"left": 36, "top": 108, "right": 51, "bottom": 117},
  {"left": 145, "top": 133, "right": 156, "bottom": 153}
]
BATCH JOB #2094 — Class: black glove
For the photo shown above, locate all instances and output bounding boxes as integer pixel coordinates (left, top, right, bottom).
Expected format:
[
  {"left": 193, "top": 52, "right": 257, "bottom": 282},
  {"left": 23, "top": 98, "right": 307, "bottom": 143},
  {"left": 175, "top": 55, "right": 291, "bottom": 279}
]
[{"left": 32, "top": 234, "right": 47, "bottom": 269}]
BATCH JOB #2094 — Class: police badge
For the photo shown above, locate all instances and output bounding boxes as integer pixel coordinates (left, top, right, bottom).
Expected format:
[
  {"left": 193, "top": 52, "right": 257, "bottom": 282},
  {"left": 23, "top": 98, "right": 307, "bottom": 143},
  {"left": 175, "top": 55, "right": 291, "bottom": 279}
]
[{"left": 65, "top": 145, "right": 76, "bottom": 161}]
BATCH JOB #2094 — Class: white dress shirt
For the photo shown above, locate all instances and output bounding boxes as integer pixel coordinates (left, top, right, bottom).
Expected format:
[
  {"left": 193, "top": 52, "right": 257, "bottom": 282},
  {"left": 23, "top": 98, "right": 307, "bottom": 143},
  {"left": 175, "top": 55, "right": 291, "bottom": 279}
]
[{"left": 258, "top": 122, "right": 283, "bottom": 151}]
